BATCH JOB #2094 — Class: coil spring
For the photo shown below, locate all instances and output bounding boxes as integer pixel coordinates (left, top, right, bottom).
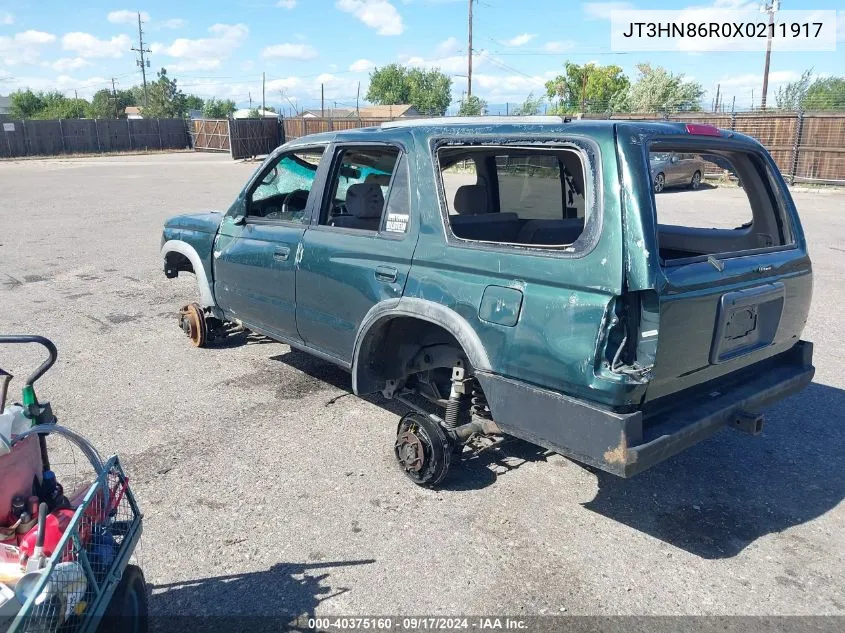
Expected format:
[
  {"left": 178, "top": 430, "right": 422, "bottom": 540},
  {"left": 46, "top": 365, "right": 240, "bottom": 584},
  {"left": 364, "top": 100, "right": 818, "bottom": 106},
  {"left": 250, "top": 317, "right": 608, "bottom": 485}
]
[{"left": 470, "top": 385, "right": 491, "bottom": 420}]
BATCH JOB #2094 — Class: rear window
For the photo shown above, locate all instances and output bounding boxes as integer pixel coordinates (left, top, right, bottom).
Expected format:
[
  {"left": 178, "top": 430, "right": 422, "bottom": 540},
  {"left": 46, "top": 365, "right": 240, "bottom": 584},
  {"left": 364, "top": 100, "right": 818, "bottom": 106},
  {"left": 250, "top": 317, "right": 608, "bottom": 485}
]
[
  {"left": 650, "top": 147, "right": 793, "bottom": 262},
  {"left": 438, "top": 146, "right": 588, "bottom": 247}
]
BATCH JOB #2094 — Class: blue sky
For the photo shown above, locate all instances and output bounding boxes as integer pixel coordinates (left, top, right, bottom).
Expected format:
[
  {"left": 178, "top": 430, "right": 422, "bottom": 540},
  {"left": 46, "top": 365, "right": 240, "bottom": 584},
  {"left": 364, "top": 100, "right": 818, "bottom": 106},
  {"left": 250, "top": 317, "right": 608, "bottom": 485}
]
[{"left": 1, "top": 0, "right": 843, "bottom": 114}]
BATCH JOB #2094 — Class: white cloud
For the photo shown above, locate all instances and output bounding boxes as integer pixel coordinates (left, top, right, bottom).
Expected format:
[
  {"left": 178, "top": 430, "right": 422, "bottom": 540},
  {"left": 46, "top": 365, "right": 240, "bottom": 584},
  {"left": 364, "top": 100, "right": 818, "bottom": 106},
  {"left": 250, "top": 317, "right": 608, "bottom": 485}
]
[
  {"left": 472, "top": 72, "right": 554, "bottom": 103},
  {"left": 838, "top": 11, "right": 845, "bottom": 41},
  {"left": 160, "top": 18, "right": 185, "bottom": 29},
  {"left": 0, "top": 30, "right": 57, "bottom": 65},
  {"left": 62, "top": 32, "right": 131, "bottom": 58},
  {"left": 435, "top": 36, "right": 460, "bottom": 56},
  {"left": 336, "top": 0, "right": 404, "bottom": 36},
  {"left": 158, "top": 23, "right": 248, "bottom": 70},
  {"left": 583, "top": 2, "right": 632, "bottom": 20},
  {"left": 403, "top": 49, "right": 489, "bottom": 75},
  {"left": 169, "top": 59, "right": 222, "bottom": 72},
  {"left": 277, "top": 0, "right": 297, "bottom": 8},
  {"left": 51, "top": 57, "right": 90, "bottom": 72},
  {"left": 1, "top": 11, "right": 13, "bottom": 25},
  {"left": 107, "top": 10, "right": 150, "bottom": 25},
  {"left": 504, "top": 33, "right": 535, "bottom": 47},
  {"left": 349, "top": 58, "right": 374, "bottom": 72},
  {"left": 544, "top": 40, "right": 575, "bottom": 52},
  {"left": 262, "top": 42, "right": 318, "bottom": 59},
  {"left": 6, "top": 74, "right": 110, "bottom": 98},
  {"left": 717, "top": 70, "right": 799, "bottom": 89}
]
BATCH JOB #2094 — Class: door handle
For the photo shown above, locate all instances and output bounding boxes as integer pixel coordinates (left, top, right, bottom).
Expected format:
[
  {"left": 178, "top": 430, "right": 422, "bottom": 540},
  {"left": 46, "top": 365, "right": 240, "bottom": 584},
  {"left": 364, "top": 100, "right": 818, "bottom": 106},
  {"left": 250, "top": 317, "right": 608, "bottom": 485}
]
[
  {"left": 273, "top": 246, "right": 291, "bottom": 262},
  {"left": 374, "top": 266, "right": 398, "bottom": 283}
]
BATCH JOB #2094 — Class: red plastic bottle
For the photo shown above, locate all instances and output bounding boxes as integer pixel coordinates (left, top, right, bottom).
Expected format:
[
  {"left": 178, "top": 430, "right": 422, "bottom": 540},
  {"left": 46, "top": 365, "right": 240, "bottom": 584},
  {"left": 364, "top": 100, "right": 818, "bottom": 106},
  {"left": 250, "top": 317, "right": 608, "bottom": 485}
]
[{"left": 19, "top": 508, "right": 75, "bottom": 558}]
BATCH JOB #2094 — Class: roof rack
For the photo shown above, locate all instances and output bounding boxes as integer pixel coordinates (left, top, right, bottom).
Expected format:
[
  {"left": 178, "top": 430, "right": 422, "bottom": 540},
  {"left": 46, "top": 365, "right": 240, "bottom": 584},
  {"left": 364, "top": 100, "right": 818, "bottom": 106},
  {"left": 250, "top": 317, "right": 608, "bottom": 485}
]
[{"left": 381, "top": 116, "right": 570, "bottom": 129}]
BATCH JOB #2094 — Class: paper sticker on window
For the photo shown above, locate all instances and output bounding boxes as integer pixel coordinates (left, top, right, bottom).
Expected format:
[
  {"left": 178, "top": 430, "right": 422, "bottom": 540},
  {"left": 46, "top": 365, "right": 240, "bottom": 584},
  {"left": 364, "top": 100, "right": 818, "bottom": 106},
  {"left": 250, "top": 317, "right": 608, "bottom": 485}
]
[{"left": 385, "top": 212, "right": 408, "bottom": 233}]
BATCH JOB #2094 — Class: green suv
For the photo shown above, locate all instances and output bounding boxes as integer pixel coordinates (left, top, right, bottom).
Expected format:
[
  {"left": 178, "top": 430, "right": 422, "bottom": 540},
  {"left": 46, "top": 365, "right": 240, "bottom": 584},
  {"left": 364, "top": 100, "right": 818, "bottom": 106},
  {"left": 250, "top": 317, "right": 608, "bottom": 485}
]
[{"left": 161, "top": 117, "right": 814, "bottom": 486}]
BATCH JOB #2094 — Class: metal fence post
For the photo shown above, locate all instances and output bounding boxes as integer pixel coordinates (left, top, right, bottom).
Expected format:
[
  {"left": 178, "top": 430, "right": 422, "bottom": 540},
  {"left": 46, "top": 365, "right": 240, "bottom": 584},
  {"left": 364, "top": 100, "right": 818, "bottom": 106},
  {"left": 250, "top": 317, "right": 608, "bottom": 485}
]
[
  {"left": 790, "top": 109, "right": 804, "bottom": 186},
  {"left": 58, "top": 119, "right": 66, "bottom": 153},
  {"left": 730, "top": 110, "right": 737, "bottom": 131}
]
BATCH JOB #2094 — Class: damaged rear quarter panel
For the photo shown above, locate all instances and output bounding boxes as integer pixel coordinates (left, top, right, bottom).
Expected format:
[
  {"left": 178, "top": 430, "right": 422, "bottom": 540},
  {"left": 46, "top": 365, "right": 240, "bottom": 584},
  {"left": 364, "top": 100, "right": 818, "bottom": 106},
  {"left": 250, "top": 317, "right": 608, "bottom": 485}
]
[{"left": 403, "top": 123, "right": 634, "bottom": 407}]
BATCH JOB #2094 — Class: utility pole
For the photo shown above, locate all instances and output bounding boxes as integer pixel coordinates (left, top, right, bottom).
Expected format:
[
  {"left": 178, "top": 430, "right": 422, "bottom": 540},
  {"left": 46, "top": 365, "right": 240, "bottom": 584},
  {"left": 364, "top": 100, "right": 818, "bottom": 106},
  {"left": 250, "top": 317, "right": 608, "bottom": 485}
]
[
  {"left": 714, "top": 83, "right": 721, "bottom": 112},
  {"left": 262, "top": 72, "right": 266, "bottom": 115},
  {"left": 131, "top": 11, "right": 151, "bottom": 107},
  {"left": 249, "top": 92, "right": 253, "bottom": 109},
  {"left": 580, "top": 68, "right": 589, "bottom": 112},
  {"left": 321, "top": 83, "right": 324, "bottom": 117},
  {"left": 111, "top": 78, "right": 119, "bottom": 118},
  {"left": 467, "top": 0, "right": 473, "bottom": 99},
  {"left": 760, "top": 0, "right": 780, "bottom": 110},
  {"left": 356, "top": 81, "right": 360, "bottom": 117}
]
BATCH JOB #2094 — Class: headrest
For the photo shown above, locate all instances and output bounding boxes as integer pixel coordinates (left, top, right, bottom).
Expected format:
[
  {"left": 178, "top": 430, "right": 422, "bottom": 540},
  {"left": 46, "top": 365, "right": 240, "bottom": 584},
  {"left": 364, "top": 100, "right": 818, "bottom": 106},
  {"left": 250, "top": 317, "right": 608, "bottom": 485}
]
[
  {"left": 365, "top": 173, "right": 392, "bottom": 187},
  {"left": 454, "top": 184, "right": 488, "bottom": 215},
  {"left": 346, "top": 183, "right": 385, "bottom": 219}
]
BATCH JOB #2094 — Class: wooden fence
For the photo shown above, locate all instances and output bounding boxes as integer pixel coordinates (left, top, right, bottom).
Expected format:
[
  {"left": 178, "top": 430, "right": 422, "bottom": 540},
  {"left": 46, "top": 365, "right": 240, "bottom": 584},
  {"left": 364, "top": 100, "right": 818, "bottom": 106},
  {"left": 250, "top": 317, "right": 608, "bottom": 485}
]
[
  {"left": 191, "top": 118, "right": 283, "bottom": 160},
  {"left": 0, "top": 118, "right": 189, "bottom": 158},
  {"left": 584, "top": 111, "right": 845, "bottom": 184}
]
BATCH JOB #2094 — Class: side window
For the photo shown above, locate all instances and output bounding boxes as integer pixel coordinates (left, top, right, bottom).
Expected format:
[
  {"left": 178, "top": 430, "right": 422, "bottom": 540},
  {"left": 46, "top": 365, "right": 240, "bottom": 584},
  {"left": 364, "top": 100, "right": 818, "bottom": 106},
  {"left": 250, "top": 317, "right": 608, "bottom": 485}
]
[
  {"left": 321, "top": 147, "right": 400, "bottom": 232},
  {"left": 248, "top": 148, "right": 324, "bottom": 223},
  {"left": 441, "top": 158, "right": 478, "bottom": 216},
  {"left": 383, "top": 155, "right": 410, "bottom": 234},
  {"left": 438, "top": 146, "right": 588, "bottom": 247}
]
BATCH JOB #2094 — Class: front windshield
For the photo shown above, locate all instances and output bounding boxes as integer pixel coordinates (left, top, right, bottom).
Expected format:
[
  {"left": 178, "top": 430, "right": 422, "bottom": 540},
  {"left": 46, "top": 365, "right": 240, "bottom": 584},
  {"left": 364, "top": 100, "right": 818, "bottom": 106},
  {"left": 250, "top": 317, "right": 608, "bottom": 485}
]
[{"left": 651, "top": 152, "right": 671, "bottom": 163}]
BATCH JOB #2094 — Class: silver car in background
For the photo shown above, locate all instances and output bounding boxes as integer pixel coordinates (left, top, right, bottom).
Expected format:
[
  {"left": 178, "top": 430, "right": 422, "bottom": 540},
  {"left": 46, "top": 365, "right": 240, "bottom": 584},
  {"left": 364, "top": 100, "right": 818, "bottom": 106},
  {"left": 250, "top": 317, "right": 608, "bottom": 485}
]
[{"left": 650, "top": 152, "right": 708, "bottom": 193}]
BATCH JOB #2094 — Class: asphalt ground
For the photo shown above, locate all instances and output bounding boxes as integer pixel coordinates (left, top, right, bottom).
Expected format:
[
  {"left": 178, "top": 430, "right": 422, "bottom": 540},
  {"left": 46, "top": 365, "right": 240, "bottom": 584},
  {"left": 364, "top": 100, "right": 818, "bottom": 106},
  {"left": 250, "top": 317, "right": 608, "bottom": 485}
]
[{"left": 1, "top": 153, "right": 843, "bottom": 628}]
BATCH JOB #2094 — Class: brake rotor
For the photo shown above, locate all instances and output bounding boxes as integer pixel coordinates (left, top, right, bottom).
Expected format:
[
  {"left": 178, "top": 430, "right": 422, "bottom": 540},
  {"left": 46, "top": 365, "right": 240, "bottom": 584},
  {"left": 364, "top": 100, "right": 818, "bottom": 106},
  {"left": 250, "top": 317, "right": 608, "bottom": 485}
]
[
  {"left": 179, "top": 303, "right": 207, "bottom": 348},
  {"left": 395, "top": 429, "right": 425, "bottom": 472}
]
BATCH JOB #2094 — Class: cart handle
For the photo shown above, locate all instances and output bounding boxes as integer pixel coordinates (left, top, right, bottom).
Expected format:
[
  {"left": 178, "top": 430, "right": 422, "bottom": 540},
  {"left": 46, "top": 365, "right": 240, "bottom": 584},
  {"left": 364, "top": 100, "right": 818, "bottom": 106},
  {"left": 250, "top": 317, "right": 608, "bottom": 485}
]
[{"left": 0, "top": 335, "right": 58, "bottom": 387}]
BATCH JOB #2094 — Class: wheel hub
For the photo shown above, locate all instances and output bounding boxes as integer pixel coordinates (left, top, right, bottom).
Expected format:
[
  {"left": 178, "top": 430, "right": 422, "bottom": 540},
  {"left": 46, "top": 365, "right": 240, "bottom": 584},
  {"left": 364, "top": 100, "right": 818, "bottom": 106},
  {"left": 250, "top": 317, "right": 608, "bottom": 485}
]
[{"left": 395, "top": 430, "right": 425, "bottom": 472}]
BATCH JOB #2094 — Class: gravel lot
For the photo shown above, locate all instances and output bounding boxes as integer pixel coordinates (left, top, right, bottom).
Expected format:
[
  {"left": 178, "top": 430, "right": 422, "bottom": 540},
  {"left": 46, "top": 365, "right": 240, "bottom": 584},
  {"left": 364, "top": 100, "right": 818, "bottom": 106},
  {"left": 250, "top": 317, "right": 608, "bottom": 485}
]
[{"left": 1, "top": 153, "right": 843, "bottom": 625}]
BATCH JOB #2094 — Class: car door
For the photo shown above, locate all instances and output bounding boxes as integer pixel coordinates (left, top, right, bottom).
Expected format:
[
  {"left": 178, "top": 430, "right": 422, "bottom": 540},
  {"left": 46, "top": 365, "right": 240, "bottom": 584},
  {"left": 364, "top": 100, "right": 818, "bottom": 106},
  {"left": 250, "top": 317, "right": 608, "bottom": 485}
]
[
  {"left": 665, "top": 153, "right": 684, "bottom": 185},
  {"left": 295, "top": 143, "right": 417, "bottom": 364},
  {"left": 213, "top": 146, "right": 328, "bottom": 341}
]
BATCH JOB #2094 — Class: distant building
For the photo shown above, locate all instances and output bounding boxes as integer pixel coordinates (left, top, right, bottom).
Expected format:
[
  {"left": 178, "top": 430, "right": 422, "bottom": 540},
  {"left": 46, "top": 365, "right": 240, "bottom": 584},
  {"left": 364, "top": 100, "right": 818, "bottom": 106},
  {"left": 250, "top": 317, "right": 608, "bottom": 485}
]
[
  {"left": 298, "top": 105, "right": 421, "bottom": 119},
  {"left": 232, "top": 108, "right": 280, "bottom": 119},
  {"left": 353, "top": 104, "right": 421, "bottom": 119},
  {"left": 301, "top": 108, "right": 354, "bottom": 119},
  {"left": 124, "top": 106, "right": 143, "bottom": 119}
]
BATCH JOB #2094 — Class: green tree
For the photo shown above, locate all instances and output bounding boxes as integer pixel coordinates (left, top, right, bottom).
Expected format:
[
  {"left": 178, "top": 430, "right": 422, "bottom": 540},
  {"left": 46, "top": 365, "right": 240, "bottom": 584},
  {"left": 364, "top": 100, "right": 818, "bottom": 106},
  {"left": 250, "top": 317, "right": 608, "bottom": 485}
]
[
  {"left": 458, "top": 95, "right": 487, "bottom": 116},
  {"left": 38, "top": 92, "right": 88, "bottom": 119},
  {"left": 366, "top": 63, "right": 411, "bottom": 104},
  {"left": 143, "top": 68, "right": 188, "bottom": 118},
  {"left": 183, "top": 94, "right": 205, "bottom": 113},
  {"left": 805, "top": 76, "right": 845, "bottom": 111},
  {"left": 8, "top": 89, "right": 45, "bottom": 119},
  {"left": 87, "top": 88, "right": 137, "bottom": 118},
  {"left": 512, "top": 93, "right": 544, "bottom": 116},
  {"left": 545, "top": 62, "right": 629, "bottom": 113},
  {"left": 778, "top": 70, "right": 845, "bottom": 111},
  {"left": 775, "top": 70, "right": 812, "bottom": 110},
  {"left": 202, "top": 97, "right": 237, "bottom": 118},
  {"left": 622, "top": 63, "right": 704, "bottom": 113},
  {"left": 366, "top": 64, "right": 452, "bottom": 116}
]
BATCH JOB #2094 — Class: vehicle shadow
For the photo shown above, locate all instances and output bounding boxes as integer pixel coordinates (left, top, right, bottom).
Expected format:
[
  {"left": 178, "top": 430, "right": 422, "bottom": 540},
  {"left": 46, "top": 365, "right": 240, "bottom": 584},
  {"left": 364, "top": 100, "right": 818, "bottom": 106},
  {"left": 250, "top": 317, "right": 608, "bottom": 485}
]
[
  {"left": 656, "top": 182, "right": 718, "bottom": 194},
  {"left": 268, "top": 349, "right": 547, "bottom": 491},
  {"left": 148, "top": 559, "right": 375, "bottom": 632},
  {"left": 582, "top": 381, "right": 845, "bottom": 559}
]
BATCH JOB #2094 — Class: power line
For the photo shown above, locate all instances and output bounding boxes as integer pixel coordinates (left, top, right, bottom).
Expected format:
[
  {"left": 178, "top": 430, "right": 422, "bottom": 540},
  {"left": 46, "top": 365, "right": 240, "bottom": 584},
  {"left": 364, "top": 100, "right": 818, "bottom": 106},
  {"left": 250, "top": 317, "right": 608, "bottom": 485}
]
[{"left": 130, "top": 11, "right": 151, "bottom": 106}]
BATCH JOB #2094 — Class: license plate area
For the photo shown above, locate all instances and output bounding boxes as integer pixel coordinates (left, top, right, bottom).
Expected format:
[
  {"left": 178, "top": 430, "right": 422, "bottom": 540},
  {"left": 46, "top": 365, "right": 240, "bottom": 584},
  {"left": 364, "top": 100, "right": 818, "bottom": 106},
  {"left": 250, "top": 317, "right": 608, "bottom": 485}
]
[{"left": 710, "top": 283, "right": 785, "bottom": 364}]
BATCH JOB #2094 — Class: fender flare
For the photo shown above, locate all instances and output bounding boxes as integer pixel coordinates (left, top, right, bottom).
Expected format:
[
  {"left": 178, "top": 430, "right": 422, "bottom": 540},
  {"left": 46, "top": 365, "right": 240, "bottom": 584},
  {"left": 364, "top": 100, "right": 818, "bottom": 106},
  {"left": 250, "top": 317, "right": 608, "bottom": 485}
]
[
  {"left": 351, "top": 297, "right": 492, "bottom": 394},
  {"left": 160, "top": 239, "right": 216, "bottom": 308}
]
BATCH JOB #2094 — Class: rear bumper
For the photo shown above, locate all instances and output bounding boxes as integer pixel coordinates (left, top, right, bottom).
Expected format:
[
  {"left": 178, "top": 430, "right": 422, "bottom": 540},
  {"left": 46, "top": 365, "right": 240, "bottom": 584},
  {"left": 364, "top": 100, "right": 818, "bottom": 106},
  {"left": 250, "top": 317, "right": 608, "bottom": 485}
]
[{"left": 475, "top": 340, "right": 814, "bottom": 478}]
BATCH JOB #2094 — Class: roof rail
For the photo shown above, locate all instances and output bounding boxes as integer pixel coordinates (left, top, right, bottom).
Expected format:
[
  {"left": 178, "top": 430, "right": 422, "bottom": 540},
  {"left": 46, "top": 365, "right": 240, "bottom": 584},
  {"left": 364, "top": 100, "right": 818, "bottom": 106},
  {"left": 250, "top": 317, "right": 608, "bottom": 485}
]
[{"left": 381, "top": 115, "right": 569, "bottom": 129}]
